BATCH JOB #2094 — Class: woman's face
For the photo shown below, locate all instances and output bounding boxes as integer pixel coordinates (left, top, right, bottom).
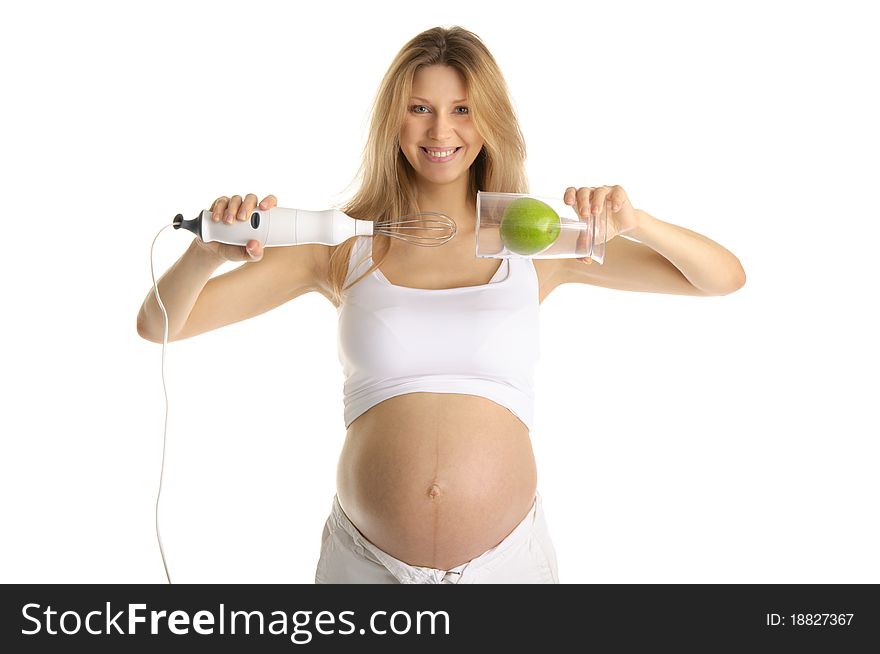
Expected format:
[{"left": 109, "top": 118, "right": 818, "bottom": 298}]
[{"left": 399, "top": 65, "right": 484, "bottom": 185}]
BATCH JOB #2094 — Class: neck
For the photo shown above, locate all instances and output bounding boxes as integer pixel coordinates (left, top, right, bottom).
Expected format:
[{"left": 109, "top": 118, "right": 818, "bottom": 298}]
[{"left": 413, "top": 177, "right": 477, "bottom": 234}]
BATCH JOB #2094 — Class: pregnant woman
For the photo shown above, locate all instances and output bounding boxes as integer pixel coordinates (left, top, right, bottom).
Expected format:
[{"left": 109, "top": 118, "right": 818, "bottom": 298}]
[{"left": 137, "top": 26, "right": 745, "bottom": 583}]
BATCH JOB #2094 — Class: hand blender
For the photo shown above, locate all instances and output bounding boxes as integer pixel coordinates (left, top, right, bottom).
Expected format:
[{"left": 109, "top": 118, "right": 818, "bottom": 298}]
[{"left": 173, "top": 207, "right": 457, "bottom": 247}]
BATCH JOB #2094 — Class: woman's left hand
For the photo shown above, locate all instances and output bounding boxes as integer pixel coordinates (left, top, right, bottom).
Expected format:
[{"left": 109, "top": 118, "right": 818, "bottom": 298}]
[{"left": 564, "top": 185, "right": 640, "bottom": 264}]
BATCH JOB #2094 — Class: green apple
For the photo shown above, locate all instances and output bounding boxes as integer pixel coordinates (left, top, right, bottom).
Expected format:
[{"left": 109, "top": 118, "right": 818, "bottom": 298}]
[{"left": 499, "top": 197, "right": 561, "bottom": 255}]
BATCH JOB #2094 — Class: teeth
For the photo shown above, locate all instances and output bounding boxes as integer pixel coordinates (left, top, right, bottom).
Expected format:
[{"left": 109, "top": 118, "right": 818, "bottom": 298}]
[{"left": 425, "top": 148, "right": 456, "bottom": 158}]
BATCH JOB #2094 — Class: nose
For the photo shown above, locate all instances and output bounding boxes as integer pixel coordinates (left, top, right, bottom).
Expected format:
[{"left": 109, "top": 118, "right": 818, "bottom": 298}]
[{"left": 427, "top": 113, "right": 455, "bottom": 141}]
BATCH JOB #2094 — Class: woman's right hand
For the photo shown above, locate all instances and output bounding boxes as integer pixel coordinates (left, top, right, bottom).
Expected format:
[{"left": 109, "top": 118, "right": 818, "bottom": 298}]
[{"left": 194, "top": 193, "right": 277, "bottom": 262}]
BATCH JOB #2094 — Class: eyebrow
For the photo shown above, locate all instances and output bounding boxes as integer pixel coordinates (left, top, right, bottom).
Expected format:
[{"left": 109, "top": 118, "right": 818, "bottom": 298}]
[{"left": 410, "top": 96, "right": 468, "bottom": 104}]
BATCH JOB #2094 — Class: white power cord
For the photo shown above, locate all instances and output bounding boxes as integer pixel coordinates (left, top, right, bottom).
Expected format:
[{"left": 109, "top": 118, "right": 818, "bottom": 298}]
[{"left": 149, "top": 223, "right": 178, "bottom": 584}]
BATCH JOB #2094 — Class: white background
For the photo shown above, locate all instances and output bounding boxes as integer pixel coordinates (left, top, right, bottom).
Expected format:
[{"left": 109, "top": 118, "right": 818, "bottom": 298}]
[{"left": 2, "top": 0, "right": 877, "bottom": 584}]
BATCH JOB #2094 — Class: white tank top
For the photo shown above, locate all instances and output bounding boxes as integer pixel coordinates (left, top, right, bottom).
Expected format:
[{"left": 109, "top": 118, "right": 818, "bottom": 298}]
[{"left": 336, "top": 235, "right": 540, "bottom": 431}]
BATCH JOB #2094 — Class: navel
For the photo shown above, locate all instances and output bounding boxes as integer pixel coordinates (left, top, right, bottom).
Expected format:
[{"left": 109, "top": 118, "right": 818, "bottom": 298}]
[{"left": 427, "top": 483, "right": 441, "bottom": 499}]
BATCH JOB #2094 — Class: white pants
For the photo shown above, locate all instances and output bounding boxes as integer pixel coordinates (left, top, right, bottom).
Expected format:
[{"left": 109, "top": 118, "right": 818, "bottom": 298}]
[{"left": 314, "top": 491, "right": 559, "bottom": 584}]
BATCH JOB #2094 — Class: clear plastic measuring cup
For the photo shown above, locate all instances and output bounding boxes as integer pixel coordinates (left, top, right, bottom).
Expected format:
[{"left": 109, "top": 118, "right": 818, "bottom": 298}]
[{"left": 475, "top": 191, "right": 609, "bottom": 263}]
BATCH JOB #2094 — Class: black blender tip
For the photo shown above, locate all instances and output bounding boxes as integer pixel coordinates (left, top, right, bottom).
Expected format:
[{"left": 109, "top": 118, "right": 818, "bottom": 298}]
[{"left": 173, "top": 212, "right": 202, "bottom": 238}]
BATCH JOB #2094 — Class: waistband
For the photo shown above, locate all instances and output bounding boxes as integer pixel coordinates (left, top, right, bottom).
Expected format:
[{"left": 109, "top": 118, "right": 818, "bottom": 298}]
[{"left": 330, "top": 492, "right": 542, "bottom": 584}]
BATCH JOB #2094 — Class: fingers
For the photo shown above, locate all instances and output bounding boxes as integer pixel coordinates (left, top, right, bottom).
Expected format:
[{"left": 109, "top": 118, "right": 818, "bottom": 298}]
[
  {"left": 226, "top": 195, "right": 245, "bottom": 223},
  {"left": 568, "top": 187, "right": 591, "bottom": 264},
  {"left": 608, "top": 187, "right": 626, "bottom": 212},
  {"left": 566, "top": 186, "right": 625, "bottom": 216},
  {"left": 566, "top": 186, "right": 607, "bottom": 265},
  {"left": 206, "top": 192, "right": 272, "bottom": 262},
  {"left": 246, "top": 238, "right": 263, "bottom": 261},
  {"left": 565, "top": 184, "right": 627, "bottom": 264},
  {"left": 590, "top": 187, "right": 613, "bottom": 216},
  {"left": 210, "top": 192, "right": 276, "bottom": 224},
  {"left": 579, "top": 186, "right": 615, "bottom": 216},
  {"left": 211, "top": 196, "right": 229, "bottom": 223},
  {"left": 211, "top": 194, "right": 244, "bottom": 224},
  {"left": 576, "top": 187, "right": 592, "bottom": 218},
  {"left": 249, "top": 195, "right": 275, "bottom": 260},
  {"left": 236, "top": 193, "right": 258, "bottom": 221}
]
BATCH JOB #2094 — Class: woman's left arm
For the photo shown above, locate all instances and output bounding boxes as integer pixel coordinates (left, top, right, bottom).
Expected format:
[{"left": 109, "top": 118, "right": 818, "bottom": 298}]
[
  {"left": 564, "top": 185, "right": 747, "bottom": 296},
  {"left": 625, "top": 208, "right": 747, "bottom": 296}
]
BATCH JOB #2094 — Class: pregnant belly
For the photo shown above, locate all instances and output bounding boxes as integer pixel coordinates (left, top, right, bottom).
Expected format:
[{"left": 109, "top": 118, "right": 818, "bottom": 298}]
[{"left": 335, "top": 393, "right": 538, "bottom": 571}]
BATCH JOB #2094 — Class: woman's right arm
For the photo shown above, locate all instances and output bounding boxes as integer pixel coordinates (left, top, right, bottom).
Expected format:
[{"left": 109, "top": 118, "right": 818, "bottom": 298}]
[
  {"left": 136, "top": 193, "right": 327, "bottom": 343},
  {"left": 136, "top": 239, "right": 226, "bottom": 342}
]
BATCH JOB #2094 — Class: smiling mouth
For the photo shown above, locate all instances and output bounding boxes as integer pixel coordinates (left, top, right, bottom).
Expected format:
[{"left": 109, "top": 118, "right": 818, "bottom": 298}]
[{"left": 420, "top": 146, "right": 462, "bottom": 161}]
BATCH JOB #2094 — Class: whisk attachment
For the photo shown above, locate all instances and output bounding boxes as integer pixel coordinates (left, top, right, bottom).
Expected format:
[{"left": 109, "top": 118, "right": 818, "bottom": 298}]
[{"left": 373, "top": 212, "right": 457, "bottom": 246}]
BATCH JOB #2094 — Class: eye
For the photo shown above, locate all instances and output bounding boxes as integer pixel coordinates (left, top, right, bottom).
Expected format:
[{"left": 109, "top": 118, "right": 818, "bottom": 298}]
[{"left": 409, "top": 105, "right": 470, "bottom": 114}]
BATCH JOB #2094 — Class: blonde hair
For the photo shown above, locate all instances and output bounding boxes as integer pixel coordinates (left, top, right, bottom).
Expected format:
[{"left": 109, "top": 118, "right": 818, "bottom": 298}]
[{"left": 327, "top": 25, "right": 530, "bottom": 306}]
